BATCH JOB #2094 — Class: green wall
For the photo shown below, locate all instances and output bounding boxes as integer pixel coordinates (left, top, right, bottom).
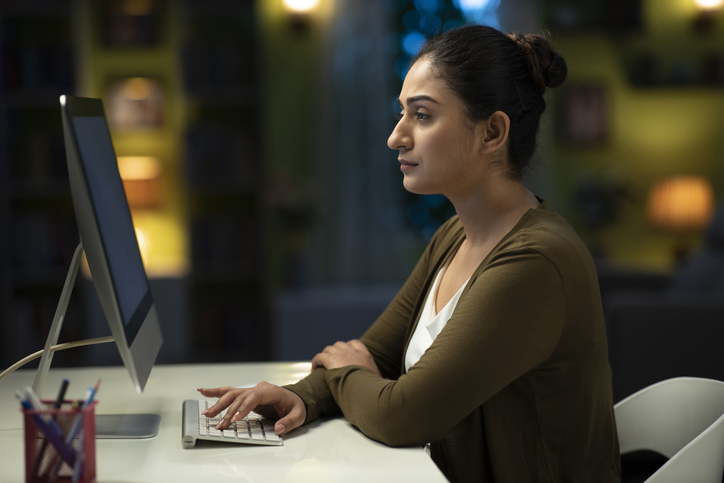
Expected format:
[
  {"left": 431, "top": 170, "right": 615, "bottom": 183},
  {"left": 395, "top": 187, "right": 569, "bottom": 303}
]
[{"left": 551, "top": 0, "right": 724, "bottom": 270}]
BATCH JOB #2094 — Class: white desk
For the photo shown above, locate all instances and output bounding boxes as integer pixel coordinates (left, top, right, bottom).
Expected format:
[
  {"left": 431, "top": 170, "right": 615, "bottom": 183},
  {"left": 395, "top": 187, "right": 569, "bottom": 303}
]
[{"left": 0, "top": 363, "right": 447, "bottom": 482}]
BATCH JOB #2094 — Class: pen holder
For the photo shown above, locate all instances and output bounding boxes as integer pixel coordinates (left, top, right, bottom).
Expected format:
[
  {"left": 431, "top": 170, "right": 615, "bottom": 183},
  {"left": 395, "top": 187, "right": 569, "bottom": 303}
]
[{"left": 22, "top": 400, "right": 97, "bottom": 483}]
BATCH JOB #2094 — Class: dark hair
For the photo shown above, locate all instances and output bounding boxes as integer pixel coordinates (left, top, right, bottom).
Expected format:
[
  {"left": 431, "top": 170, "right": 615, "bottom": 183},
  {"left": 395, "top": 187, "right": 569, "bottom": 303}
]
[{"left": 411, "top": 26, "right": 567, "bottom": 179}]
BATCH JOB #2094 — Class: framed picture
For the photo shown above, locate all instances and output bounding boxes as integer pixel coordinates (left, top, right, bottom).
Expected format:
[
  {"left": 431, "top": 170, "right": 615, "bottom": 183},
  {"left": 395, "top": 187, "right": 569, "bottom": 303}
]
[
  {"left": 558, "top": 84, "right": 609, "bottom": 147},
  {"left": 105, "top": 77, "right": 164, "bottom": 130},
  {"left": 101, "top": 0, "right": 162, "bottom": 48}
]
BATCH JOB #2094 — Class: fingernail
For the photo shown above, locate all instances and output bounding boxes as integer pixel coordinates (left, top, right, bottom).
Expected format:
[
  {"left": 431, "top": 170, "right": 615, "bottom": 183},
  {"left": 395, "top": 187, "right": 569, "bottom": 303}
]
[
  {"left": 201, "top": 409, "right": 208, "bottom": 416},
  {"left": 216, "top": 421, "right": 223, "bottom": 429},
  {"left": 231, "top": 411, "right": 240, "bottom": 423},
  {"left": 275, "top": 423, "right": 285, "bottom": 434}
]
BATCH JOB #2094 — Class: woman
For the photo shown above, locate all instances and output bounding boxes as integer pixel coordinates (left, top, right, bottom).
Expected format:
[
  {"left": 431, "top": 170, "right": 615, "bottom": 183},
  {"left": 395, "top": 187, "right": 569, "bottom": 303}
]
[{"left": 199, "top": 25, "right": 621, "bottom": 482}]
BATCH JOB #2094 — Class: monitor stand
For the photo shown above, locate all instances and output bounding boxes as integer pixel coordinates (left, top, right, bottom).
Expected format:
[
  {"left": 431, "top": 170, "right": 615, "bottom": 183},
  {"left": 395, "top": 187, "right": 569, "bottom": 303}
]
[
  {"left": 33, "top": 242, "right": 161, "bottom": 439},
  {"left": 96, "top": 414, "right": 161, "bottom": 439}
]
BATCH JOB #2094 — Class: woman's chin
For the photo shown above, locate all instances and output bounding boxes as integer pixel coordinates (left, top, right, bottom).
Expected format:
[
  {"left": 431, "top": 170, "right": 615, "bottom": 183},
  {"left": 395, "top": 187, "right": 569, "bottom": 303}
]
[{"left": 402, "top": 178, "right": 434, "bottom": 195}]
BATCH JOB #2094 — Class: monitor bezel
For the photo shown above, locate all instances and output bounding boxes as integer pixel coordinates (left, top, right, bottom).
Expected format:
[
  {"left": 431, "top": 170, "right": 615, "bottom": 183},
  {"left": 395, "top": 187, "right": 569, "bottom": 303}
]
[{"left": 60, "top": 94, "right": 162, "bottom": 393}]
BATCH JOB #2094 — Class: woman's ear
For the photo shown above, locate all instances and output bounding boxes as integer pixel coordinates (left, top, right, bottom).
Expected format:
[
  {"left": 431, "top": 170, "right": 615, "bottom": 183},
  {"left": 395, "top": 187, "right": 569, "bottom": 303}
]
[{"left": 478, "top": 111, "right": 510, "bottom": 155}]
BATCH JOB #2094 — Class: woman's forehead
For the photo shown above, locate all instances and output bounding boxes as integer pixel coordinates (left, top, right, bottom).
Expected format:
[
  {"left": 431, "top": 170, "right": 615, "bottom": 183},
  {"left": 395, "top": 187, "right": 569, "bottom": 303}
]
[{"left": 400, "top": 60, "right": 449, "bottom": 103}]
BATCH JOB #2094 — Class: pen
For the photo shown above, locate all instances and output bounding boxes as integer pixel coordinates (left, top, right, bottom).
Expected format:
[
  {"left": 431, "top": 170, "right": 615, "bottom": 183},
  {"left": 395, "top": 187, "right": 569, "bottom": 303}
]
[
  {"left": 15, "top": 392, "right": 76, "bottom": 471},
  {"left": 23, "top": 386, "right": 63, "bottom": 436},
  {"left": 51, "top": 379, "right": 100, "bottom": 483},
  {"left": 32, "top": 380, "right": 69, "bottom": 483}
]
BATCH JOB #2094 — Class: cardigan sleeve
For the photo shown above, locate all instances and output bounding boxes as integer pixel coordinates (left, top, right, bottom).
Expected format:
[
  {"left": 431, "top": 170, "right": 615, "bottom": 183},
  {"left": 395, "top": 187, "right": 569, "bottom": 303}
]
[
  {"left": 320, "top": 246, "right": 566, "bottom": 447},
  {"left": 360, "top": 216, "right": 461, "bottom": 378},
  {"left": 283, "top": 217, "right": 453, "bottom": 423}
]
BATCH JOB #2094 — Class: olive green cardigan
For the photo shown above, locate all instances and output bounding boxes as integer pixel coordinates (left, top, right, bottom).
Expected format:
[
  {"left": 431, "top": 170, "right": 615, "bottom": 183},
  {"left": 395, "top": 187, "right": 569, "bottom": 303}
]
[{"left": 285, "top": 201, "right": 621, "bottom": 482}]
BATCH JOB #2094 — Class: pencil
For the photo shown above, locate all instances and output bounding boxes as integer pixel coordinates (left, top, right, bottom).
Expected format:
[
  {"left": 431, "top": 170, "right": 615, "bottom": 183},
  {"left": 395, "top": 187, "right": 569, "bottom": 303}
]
[{"left": 33, "top": 379, "right": 69, "bottom": 483}]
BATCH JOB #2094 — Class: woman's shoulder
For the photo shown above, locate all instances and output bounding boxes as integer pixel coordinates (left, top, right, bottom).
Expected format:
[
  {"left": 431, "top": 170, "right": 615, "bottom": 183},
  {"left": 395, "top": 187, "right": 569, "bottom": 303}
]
[{"left": 503, "top": 200, "right": 593, "bottom": 265}]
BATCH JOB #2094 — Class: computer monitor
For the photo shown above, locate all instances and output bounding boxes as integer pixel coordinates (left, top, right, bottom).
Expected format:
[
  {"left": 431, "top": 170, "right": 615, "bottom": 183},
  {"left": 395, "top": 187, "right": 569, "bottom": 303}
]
[{"left": 30, "top": 95, "right": 163, "bottom": 437}]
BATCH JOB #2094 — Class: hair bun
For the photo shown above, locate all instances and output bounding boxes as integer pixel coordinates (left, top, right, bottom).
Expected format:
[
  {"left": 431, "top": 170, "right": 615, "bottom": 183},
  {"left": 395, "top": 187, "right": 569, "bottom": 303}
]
[
  {"left": 544, "top": 52, "right": 567, "bottom": 88},
  {"left": 509, "top": 33, "right": 568, "bottom": 93}
]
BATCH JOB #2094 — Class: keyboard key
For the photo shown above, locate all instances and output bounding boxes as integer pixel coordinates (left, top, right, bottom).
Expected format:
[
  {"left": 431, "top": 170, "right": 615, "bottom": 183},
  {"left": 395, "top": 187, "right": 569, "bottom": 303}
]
[
  {"left": 249, "top": 421, "right": 264, "bottom": 441},
  {"left": 184, "top": 400, "right": 282, "bottom": 446}
]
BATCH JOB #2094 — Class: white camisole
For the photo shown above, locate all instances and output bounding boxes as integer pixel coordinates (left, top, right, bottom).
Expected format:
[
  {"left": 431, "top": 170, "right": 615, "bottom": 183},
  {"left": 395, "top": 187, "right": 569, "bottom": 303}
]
[{"left": 404, "top": 264, "right": 470, "bottom": 373}]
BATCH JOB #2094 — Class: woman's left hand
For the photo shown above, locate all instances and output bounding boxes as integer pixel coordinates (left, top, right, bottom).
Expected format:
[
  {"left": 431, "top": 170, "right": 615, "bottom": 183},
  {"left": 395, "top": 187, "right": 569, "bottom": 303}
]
[{"left": 311, "top": 339, "right": 382, "bottom": 377}]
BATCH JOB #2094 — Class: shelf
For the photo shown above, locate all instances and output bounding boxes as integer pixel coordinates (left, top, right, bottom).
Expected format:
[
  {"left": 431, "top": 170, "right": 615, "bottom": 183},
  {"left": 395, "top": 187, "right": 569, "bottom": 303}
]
[
  {"left": 0, "top": 1, "right": 74, "bottom": 18},
  {"left": 181, "top": 0, "right": 254, "bottom": 15},
  {"left": 9, "top": 179, "right": 71, "bottom": 200},
  {"left": 185, "top": 90, "right": 258, "bottom": 107},
  {"left": 187, "top": 182, "right": 259, "bottom": 197},
  {"left": 190, "top": 269, "right": 258, "bottom": 285},
  {"left": 1, "top": 91, "right": 72, "bottom": 109},
  {"left": 12, "top": 268, "right": 70, "bottom": 289}
]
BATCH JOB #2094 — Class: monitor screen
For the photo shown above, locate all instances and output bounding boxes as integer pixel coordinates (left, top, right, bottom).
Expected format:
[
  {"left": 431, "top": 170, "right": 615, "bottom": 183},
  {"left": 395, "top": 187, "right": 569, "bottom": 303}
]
[
  {"left": 61, "top": 95, "right": 162, "bottom": 396},
  {"left": 70, "top": 116, "right": 150, "bottom": 345}
]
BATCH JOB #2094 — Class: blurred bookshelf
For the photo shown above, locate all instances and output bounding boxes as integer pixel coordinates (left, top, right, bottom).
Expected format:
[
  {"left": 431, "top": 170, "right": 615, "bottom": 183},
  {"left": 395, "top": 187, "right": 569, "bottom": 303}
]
[
  {"left": 180, "top": 0, "right": 269, "bottom": 362},
  {"left": 0, "top": 0, "right": 271, "bottom": 370},
  {"left": 0, "top": 0, "right": 84, "bottom": 369}
]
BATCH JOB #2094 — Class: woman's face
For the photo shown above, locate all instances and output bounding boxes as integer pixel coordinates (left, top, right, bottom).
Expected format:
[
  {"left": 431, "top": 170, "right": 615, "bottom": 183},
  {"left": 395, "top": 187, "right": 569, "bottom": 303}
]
[{"left": 388, "top": 57, "right": 484, "bottom": 197}]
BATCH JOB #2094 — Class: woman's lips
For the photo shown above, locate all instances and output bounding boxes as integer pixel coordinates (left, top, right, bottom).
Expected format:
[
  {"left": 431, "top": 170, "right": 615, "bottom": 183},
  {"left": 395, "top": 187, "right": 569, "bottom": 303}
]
[{"left": 399, "top": 159, "right": 418, "bottom": 171}]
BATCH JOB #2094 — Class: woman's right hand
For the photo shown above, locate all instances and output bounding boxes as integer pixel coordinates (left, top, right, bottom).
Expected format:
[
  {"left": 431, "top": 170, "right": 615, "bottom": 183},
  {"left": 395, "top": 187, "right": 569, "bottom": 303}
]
[{"left": 197, "top": 382, "right": 306, "bottom": 435}]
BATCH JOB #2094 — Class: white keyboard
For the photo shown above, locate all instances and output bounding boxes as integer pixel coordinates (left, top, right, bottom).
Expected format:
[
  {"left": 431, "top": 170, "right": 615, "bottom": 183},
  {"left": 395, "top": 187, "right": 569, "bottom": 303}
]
[{"left": 182, "top": 399, "right": 283, "bottom": 448}]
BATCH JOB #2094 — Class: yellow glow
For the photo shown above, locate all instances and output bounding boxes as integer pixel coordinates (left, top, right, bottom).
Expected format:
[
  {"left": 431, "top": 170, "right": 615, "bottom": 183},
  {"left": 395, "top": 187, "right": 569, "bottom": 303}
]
[
  {"left": 135, "top": 227, "right": 151, "bottom": 258},
  {"left": 283, "top": 0, "right": 320, "bottom": 13},
  {"left": 695, "top": 0, "right": 723, "bottom": 9},
  {"left": 647, "top": 176, "right": 715, "bottom": 232},
  {"left": 120, "top": 0, "right": 154, "bottom": 16},
  {"left": 130, "top": 211, "right": 189, "bottom": 278},
  {"left": 122, "top": 77, "right": 153, "bottom": 101},
  {"left": 117, "top": 156, "right": 162, "bottom": 180}
]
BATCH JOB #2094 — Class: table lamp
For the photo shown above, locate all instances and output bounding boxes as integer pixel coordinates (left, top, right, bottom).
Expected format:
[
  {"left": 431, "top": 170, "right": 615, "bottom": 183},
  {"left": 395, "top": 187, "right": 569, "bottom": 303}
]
[
  {"left": 117, "top": 155, "right": 163, "bottom": 209},
  {"left": 646, "top": 175, "right": 715, "bottom": 263}
]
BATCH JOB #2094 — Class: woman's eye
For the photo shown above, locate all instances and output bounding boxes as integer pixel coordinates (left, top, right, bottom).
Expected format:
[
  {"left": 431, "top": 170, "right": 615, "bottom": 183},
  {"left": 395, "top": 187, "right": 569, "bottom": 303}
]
[{"left": 415, "top": 112, "right": 429, "bottom": 121}]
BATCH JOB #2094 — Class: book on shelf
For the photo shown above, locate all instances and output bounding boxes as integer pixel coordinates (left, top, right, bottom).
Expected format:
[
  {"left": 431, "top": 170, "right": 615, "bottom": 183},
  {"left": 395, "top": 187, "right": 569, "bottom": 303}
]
[
  {"left": 181, "top": 44, "right": 257, "bottom": 98},
  {"left": 185, "top": 122, "right": 258, "bottom": 186},
  {"left": 12, "top": 213, "right": 78, "bottom": 274},
  {"left": 190, "top": 215, "right": 257, "bottom": 275},
  {"left": 192, "top": 298, "right": 262, "bottom": 355},
  {"left": 1, "top": 44, "right": 75, "bottom": 93}
]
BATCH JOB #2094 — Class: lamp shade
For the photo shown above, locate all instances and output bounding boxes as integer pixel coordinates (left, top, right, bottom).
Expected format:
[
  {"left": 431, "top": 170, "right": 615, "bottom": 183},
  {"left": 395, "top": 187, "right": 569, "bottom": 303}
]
[
  {"left": 646, "top": 176, "right": 715, "bottom": 232},
  {"left": 118, "top": 156, "right": 163, "bottom": 209}
]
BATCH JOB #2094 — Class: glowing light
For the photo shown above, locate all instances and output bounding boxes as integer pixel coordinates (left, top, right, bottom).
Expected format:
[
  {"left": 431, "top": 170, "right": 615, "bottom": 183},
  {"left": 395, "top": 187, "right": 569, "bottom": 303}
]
[
  {"left": 283, "top": 0, "right": 320, "bottom": 13},
  {"left": 459, "top": 0, "right": 490, "bottom": 8},
  {"left": 135, "top": 227, "right": 152, "bottom": 259},
  {"left": 117, "top": 156, "right": 162, "bottom": 181},
  {"left": 695, "top": 0, "right": 723, "bottom": 9},
  {"left": 122, "top": 77, "right": 153, "bottom": 101},
  {"left": 119, "top": 0, "right": 154, "bottom": 15},
  {"left": 647, "top": 177, "right": 715, "bottom": 232},
  {"left": 401, "top": 31, "right": 426, "bottom": 57},
  {"left": 452, "top": 0, "right": 500, "bottom": 27}
]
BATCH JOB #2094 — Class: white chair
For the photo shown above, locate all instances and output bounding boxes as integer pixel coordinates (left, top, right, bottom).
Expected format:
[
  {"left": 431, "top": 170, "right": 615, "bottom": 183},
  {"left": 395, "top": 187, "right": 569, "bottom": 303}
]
[{"left": 615, "top": 377, "right": 724, "bottom": 483}]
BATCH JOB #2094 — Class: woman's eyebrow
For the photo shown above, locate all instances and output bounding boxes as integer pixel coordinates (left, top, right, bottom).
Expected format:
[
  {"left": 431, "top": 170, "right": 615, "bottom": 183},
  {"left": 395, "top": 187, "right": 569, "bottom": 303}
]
[{"left": 398, "top": 95, "right": 439, "bottom": 108}]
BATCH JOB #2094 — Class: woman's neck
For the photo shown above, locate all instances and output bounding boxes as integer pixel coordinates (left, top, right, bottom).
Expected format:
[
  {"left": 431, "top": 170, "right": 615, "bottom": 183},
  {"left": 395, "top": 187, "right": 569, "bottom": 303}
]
[{"left": 449, "top": 178, "right": 540, "bottom": 249}]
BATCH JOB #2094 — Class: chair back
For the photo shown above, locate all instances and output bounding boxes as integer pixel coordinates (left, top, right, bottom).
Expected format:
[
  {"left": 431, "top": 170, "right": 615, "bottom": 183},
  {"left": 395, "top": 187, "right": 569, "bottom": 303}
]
[{"left": 615, "top": 377, "right": 724, "bottom": 483}]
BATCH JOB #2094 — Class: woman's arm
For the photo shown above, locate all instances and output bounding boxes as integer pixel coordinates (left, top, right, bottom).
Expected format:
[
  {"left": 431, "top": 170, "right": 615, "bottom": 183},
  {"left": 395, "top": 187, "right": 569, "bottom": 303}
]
[
  {"left": 202, "top": 218, "right": 456, "bottom": 428},
  {"left": 318, "top": 248, "right": 567, "bottom": 447}
]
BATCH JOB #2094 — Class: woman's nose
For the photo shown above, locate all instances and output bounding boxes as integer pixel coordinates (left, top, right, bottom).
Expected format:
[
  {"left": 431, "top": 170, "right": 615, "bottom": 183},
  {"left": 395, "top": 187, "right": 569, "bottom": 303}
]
[{"left": 387, "top": 121, "right": 410, "bottom": 151}]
